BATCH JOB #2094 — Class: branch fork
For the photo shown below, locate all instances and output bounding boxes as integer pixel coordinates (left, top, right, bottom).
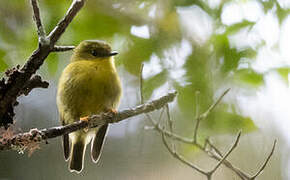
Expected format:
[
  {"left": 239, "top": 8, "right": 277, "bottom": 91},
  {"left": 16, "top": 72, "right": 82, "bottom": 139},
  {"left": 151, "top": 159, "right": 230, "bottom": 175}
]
[
  {"left": 0, "top": 0, "right": 81, "bottom": 127},
  {"left": 139, "top": 64, "right": 276, "bottom": 180}
]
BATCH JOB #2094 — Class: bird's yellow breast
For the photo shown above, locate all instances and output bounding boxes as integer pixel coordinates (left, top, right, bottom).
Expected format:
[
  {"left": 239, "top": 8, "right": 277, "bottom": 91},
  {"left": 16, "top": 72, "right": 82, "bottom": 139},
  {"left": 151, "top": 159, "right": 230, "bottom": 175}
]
[{"left": 57, "top": 58, "right": 122, "bottom": 124}]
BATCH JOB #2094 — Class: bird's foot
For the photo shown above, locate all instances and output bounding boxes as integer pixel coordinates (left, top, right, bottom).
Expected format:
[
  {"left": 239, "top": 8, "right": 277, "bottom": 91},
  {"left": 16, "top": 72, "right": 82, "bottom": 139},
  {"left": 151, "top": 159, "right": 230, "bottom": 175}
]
[
  {"left": 80, "top": 116, "right": 89, "bottom": 122},
  {"left": 80, "top": 116, "right": 89, "bottom": 132},
  {"left": 106, "top": 108, "right": 118, "bottom": 114},
  {"left": 105, "top": 108, "right": 118, "bottom": 116}
]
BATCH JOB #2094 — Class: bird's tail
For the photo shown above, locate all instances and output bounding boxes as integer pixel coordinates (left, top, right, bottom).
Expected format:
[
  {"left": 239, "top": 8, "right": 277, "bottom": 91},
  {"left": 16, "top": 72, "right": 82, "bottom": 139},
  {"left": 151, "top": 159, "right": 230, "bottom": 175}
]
[
  {"left": 91, "top": 124, "right": 108, "bottom": 163},
  {"left": 69, "top": 140, "right": 86, "bottom": 173}
]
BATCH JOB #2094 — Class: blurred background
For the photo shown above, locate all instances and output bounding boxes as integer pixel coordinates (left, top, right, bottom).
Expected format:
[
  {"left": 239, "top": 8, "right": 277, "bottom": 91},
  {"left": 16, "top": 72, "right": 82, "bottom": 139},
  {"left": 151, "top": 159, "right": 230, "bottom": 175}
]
[{"left": 0, "top": 0, "right": 289, "bottom": 179}]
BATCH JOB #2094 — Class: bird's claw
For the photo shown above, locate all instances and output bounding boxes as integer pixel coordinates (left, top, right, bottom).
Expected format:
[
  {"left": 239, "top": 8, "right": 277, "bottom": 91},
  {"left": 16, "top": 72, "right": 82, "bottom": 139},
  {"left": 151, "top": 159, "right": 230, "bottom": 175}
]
[
  {"left": 80, "top": 116, "right": 89, "bottom": 132},
  {"left": 80, "top": 116, "right": 89, "bottom": 122},
  {"left": 106, "top": 108, "right": 118, "bottom": 114}
]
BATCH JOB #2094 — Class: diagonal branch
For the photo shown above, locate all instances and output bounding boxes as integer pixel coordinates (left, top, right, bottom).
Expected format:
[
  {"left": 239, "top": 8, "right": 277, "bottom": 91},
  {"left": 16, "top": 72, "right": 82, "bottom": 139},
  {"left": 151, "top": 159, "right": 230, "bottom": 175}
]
[
  {"left": 208, "top": 132, "right": 241, "bottom": 176},
  {"left": 0, "top": 91, "right": 177, "bottom": 151},
  {"left": 0, "top": 0, "right": 86, "bottom": 127},
  {"left": 31, "top": 0, "right": 46, "bottom": 40},
  {"left": 48, "top": 0, "right": 85, "bottom": 45},
  {"left": 250, "top": 139, "right": 277, "bottom": 179},
  {"left": 199, "top": 88, "right": 230, "bottom": 119},
  {"left": 161, "top": 131, "right": 208, "bottom": 176},
  {"left": 139, "top": 64, "right": 275, "bottom": 179}
]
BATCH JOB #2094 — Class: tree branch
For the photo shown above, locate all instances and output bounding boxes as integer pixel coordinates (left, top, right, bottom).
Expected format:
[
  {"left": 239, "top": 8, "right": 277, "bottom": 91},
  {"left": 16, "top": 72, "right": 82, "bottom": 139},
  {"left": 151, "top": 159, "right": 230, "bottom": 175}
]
[
  {"left": 52, "top": 45, "right": 75, "bottom": 52},
  {"left": 250, "top": 139, "right": 277, "bottom": 179},
  {"left": 161, "top": 132, "right": 208, "bottom": 176},
  {"left": 19, "top": 75, "right": 49, "bottom": 96},
  {"left": 0, "top": 91, "right": 177, "bottom": 151},
  {"left": 31, "top": 0, "right": 46, "bottom": 40},
  {"left": 48, "top": 0, "right": 85, "bottom": 45},
  {"left": 0, "top": 0, "right": 85, "bottom": 127},
  {"left": 207, "top": 132, "right": 241, "bottom": 178},
  {"left": 139, "top": 64, "right": 276, "bottom": 179}
]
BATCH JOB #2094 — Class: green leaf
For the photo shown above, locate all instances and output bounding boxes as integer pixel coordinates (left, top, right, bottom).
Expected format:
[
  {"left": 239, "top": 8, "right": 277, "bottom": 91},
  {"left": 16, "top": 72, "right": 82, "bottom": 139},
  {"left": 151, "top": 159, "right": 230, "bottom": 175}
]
[
  {"left": 261, "top": 0, "right": 275, "bottom": 13},
  {"left": 234, "top": 69, "right": 264, "bottom": 87},
  {"left": 277, "top": 67, "right": 290, "bottom": 83},
  {"left": 119, "top": 37, "right": 158, "bottom": 75},
  {"left": 276, "top": 4, "right": 290, "bottom": 24},
  {"left": 177, "top": 48, "right": 213, "bottom": 117},
  {"left": 239, "top": 48, "right": 257, "bottom": 59},
  {"left": 206, "top": 106, "right": 257, "bottom": 134},
  {"left": 212, "top": 36, "right": 257, "bottom": 75},
  {"left": 225, "top": 20, "right": 255, "bottom": 35}
]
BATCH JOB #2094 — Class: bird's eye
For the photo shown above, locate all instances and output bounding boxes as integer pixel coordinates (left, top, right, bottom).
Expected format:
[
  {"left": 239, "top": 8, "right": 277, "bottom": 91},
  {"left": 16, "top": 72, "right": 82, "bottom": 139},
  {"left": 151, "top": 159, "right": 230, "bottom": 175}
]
[{"left": 91, "top": 50, "right": 98, "bottom": 57}]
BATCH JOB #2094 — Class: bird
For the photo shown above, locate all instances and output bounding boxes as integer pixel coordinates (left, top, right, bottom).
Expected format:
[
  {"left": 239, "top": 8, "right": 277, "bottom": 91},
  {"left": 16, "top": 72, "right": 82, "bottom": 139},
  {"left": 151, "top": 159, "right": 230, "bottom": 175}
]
[{"left": 56, "top": 40, "right": 122, "bottom": 173}]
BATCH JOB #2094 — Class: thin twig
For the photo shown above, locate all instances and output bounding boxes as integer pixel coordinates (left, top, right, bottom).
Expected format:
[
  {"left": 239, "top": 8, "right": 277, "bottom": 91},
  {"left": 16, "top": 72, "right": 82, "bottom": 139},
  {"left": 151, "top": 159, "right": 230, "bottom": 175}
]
[
  {"left": 193, "top": 91, "right": 200, "bottom": 143},
  {"left": 209, "top": 131, "right": 241, "bottom": 174},
  {"left": 52, "top": 45, "right": 75, "bottom": 52},
  {"left": 165, "top": 104, "right": 176, "bottom": 152},
  {"left": 250, "top": 139, "right": 277, "bottom": 179},
  {"left": 138, "top": 64, "right": 275, "bottom": 179},
  {"left": 48, "top": 0, "right": 85, "bottom": 46},
  {"left": 205, "top": 138, "right": 223, "bottom": 157},
  {"left": 165, "top": 105, "right": 173, "bottom": 135},
  {"left": 157, "top": 107, "right": 165, "bottom": 127},
  {"left": 199, "top": 88, "right": 230, "bottom": 119},
  {"left": 139, "top": 63, "right": 144, "bottom": 104},
  {"left": 161, "top": 131, "right": 208, "bottom": 176},
  {"left": 31, "top": 0, "right": 46, "bottom": 40}
]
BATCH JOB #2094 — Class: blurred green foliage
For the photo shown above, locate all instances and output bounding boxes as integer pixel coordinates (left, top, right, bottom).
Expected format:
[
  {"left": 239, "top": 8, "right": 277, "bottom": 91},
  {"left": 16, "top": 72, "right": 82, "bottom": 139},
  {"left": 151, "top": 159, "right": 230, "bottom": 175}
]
[{"left": 0, "top": 0, "right": 289, "bottom": 137}]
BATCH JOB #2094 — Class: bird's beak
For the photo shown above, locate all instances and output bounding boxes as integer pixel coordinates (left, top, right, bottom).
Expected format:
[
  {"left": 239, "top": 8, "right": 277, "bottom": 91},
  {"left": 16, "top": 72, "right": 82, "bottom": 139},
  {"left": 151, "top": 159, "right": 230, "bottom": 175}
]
[{"left": 109, "top": 51, "right": 118, "bottom": 56}]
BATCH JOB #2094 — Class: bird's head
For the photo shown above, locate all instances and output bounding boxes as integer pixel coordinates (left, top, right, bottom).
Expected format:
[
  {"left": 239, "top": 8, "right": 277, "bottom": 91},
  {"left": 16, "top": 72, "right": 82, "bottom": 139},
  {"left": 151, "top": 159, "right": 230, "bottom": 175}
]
[{"left": 71, "top": 40, "right": 118, "bottom": 61}]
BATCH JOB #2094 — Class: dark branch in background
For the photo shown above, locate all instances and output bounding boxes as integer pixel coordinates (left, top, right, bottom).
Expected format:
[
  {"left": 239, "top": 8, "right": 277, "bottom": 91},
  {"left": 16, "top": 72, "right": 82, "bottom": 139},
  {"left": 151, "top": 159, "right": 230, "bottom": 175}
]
[
  {"left": 0, "top": 91, "right": 177, "bottom": 151},
  {"left": 0, "top": 0, "right": 83, "bottom": 127},
  {"left": 139, "top": 64, "right": 276, "bottom": 180}
]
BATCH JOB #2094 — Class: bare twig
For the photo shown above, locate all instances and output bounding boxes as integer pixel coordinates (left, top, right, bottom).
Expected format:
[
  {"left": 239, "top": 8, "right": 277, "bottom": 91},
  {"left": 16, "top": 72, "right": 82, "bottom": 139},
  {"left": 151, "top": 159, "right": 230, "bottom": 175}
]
[
  {"left": 208, "top": 132, "right": 241, "bottom": 176},
  {"left": 31, "top": 0, "right": 46, "bottom": 40},
  {"left": 250, "top": 139, "right": 277, "bottom": 179},
  {"left": 52, "top": 45, "right": 75, "bottom": 52},
  {"left": 139, "top": 64, "right": 275, "bottom": 179},
  {"left": 199, "top": 88, "right": 230, "bottom": 119},
  {"left": 48, "top": 0, "right": 85, "bottom": 45},
  {"left": 0, "top": 91, "right": 177, "bottom": 151},
  {"left": 165, "top": 105, "right": 176, "bottom": 152},
  {"left": 0, "top": 0, "right": 86, "bottom": 127},
  {"left": 193, "top": 91, "right": 200, "bottom": 143},
  {"left": 139, "top": 63, "right": 144, "bottom": 104},
  {"left": 161, "top": 131, "right": 208, "bottom": 176},
  {"left": 165, "top": 105, "right": 173, "bottom": 135}
]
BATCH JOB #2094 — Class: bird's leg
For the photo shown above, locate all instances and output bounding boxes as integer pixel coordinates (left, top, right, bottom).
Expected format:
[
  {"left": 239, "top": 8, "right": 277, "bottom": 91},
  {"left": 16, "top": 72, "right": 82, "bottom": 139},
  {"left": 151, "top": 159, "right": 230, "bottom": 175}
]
[
  {"left": 80, "top": 116, "right": 90, "bottom": 132},
  {"left": 80, "top": 116, "right": 89, "bottom": 122},
  {"left": 105, "top": 108, "right": 118, "bottom": 115}
]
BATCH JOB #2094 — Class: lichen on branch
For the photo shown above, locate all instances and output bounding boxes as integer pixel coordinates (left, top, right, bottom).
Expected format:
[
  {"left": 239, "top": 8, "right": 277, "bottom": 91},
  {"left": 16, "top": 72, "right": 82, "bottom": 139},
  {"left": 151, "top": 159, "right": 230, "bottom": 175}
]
[
  {"left": 0, "top": 0, "right": 83, "bottom": 127},
  {"left": 0, "top": 91, "right": 177, "bottom": 151}
]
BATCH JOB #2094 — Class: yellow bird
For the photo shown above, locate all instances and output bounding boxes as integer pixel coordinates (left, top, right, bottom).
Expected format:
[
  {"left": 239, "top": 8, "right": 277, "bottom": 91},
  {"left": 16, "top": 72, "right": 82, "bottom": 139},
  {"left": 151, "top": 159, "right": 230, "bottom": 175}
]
[{"left": 56, "top": 40, "right": 122, "bottom": 173}]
